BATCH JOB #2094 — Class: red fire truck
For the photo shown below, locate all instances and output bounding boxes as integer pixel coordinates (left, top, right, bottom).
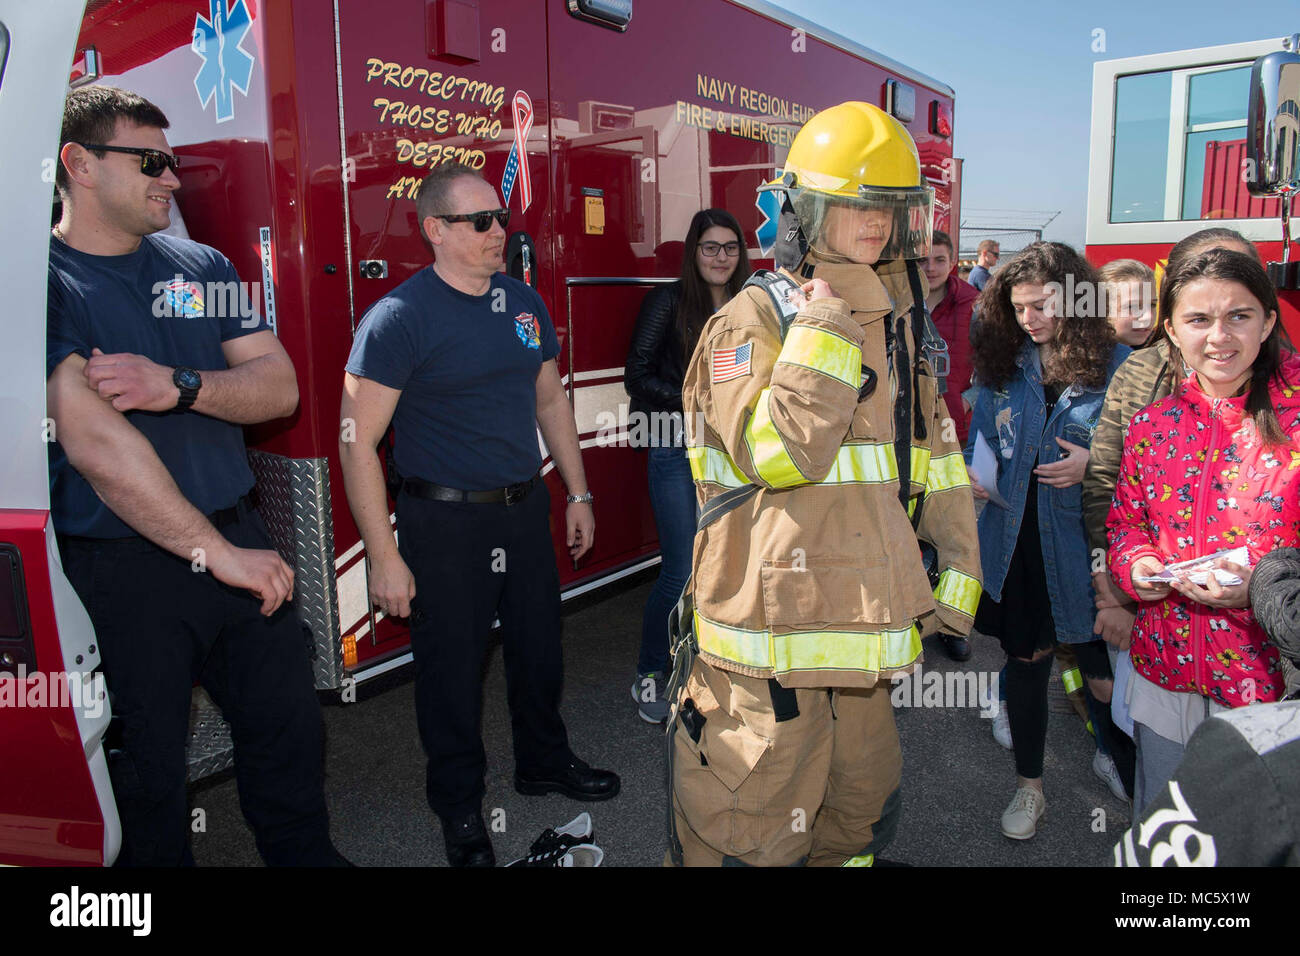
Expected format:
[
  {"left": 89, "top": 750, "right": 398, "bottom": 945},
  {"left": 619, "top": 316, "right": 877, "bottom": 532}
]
[
  {"left": 1086, "top": 35, "right": 1299, "bottom": 334},
  {"left": 0, "top": 0, "right": 959, "bottom": 865}
]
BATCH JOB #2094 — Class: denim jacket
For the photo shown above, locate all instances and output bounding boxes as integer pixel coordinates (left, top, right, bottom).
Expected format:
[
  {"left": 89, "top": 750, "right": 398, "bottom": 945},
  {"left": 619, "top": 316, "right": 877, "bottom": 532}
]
[{"left": 964, "top": 341, "right": 1130, "bottom": 643}]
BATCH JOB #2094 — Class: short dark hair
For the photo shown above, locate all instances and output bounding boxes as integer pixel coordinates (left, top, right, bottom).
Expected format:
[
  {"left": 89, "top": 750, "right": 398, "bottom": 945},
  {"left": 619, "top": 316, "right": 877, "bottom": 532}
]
[
  {"left": 415, "top": 163, "right": 485, "bottom": 224},
  {"left": 931, "top": 230, "right": 953, "bottom": 255},
  {"left": 1167, "top": 226, "right": 1260, "bottom": 269},
  {"left": 58, "top": 86, "right": 169, "bottom": 195}
]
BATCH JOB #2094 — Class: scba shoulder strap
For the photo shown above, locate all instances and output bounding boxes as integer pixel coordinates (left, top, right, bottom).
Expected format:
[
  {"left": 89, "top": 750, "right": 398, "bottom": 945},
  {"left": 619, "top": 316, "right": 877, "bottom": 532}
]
[{"left": 742, "top": 268, "right": 803, "bottom": 342}]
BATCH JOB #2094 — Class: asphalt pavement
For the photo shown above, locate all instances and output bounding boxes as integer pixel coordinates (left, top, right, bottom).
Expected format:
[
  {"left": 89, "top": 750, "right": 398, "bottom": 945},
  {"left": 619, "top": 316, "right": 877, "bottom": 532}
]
[{"left": 190, "top": 568, "right": 1131, "bottom": 867}]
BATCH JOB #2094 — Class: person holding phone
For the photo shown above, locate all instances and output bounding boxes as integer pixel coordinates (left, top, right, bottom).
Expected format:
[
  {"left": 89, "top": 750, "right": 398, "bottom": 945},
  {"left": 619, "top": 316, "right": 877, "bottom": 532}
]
[{"left": 1107, "top": 248, "right": 1300, "bottom": 813}]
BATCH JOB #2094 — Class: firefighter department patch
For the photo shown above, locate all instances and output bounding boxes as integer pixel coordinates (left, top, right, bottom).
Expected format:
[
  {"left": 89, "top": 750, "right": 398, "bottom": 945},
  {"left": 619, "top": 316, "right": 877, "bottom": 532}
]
[
  {"left": 514, "top": 312, "right": 541, "bottom": 350},
  {"left": 163, "top": 279, "right": 205, "bottom": 318},
  {"left": 711, "top": 343, "right": 752, "bottom": 383}
]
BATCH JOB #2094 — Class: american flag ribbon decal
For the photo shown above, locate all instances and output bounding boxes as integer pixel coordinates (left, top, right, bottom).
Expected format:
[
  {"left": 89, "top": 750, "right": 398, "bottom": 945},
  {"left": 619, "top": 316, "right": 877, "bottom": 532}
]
[
  {"left": 711, "top": 342, "right": 753, "bottom": 384},
  {"left": 501, "top": 90, "right": 535, "bottom": 212}
]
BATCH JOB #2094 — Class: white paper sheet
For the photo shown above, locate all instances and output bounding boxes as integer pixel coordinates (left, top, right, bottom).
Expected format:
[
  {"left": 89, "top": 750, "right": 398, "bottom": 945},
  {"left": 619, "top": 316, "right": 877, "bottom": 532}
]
[{"left": 971, "top": 431, "right": 1010, "bottom": 509}]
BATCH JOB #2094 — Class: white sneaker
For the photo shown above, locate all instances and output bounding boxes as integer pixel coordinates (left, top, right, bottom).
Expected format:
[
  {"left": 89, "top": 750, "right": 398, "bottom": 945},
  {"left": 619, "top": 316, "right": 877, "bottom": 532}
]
[
  {"left": 1000, "top": 787, "right": 1046, "bottom": 840},
  {"left": 991, "top": 704, "right": 1012, "bottom": 750},
  {"left": 557, "top": 844, "right": 604, "bottom": 867},
  {"left": 1093, "top": 749, "right": 1127, "bottom": 801}
]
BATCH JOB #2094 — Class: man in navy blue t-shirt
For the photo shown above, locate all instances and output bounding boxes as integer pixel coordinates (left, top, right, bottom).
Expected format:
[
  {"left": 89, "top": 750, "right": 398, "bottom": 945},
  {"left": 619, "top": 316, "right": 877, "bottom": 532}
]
[
  {"left": 341, "top": 164, "right": 619, "bottom": 867},
  {"left": 47, "top": 86, "right": 343, "bottom": 866}
]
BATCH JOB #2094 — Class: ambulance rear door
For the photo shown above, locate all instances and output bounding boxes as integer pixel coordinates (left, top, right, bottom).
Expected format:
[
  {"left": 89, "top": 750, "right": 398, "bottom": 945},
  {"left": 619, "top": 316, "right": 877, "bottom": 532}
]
[{"left": 0, "top": 0, "right": 121, "bottom": 867}]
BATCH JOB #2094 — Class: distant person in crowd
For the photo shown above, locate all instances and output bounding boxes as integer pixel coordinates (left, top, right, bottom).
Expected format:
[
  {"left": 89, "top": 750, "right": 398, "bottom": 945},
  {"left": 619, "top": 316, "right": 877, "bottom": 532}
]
[
  {"left": 1099, "top": 259, "right": 1156, "bottom": 349},
  {"left": 967, "top": 239, "right": 999, "bottom": 291},
  {"left": 1107, "top": 248, "right": 1300, "bottom": 814},
  {"left": 957, "top": 264, "right": 973, "bottom": 283},
  {"left": 623, "top": 209, "right": 750, "bottom": 722},
  {"left": 1082, "top": 229, "right": 1261, "bottom": 806},
  {"left": 964, "top": 242, "right": 1129, "bottom": 840},
  {"left": 924, "top": 229, "right": 979, "bottom": 445},
  {"left": 1113, "top": 547, "right": 1300, "bottom": 867}
]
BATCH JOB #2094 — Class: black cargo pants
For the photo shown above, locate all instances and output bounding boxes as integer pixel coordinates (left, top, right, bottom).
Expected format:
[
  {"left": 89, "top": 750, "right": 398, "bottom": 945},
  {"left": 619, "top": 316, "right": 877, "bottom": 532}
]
[
  {"left": 59, "top": 505, "right": 335, "bottom": 866},
  {"left": 396, "top": 480, "right": 571, "bottom": 822}
]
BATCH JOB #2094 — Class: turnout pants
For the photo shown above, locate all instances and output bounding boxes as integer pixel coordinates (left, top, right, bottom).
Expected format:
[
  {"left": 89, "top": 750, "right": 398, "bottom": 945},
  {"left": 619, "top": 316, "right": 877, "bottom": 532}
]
[
  {"left": 670, "top": 656, "right": 902, "bottom": 867},
  {"left": 396, "top": 481, "right": 570, "bottom": 822},
  {"left": 59, "top": 510, "right": 333, "bottom": 867}
]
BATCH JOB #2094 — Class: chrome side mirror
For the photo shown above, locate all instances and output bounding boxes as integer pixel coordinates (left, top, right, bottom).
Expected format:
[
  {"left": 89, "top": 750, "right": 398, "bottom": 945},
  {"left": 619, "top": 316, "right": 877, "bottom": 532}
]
[{"left": 1247, "top": 35, "right": 1300, "bottom": 282}]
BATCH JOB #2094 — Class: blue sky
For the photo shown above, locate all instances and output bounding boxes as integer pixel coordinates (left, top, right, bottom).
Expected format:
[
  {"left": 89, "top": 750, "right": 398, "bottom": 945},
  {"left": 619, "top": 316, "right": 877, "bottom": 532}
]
[{"left": 774, "top": 0, "right": 1297, "bottom": 250}]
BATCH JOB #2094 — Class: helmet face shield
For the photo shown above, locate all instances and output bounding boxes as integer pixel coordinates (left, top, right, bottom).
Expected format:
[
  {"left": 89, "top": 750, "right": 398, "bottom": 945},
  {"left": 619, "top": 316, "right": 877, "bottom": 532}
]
[{"left": 790, "top": 184, "right": 934, "bottom": 263}]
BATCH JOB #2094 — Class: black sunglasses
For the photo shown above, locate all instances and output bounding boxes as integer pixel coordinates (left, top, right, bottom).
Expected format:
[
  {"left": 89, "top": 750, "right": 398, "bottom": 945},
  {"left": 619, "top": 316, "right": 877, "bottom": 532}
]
[
  {"left": 436, "top": 208, "right": 510, "bottom": 232},
  {"left": 77, "top": 143, "right": 181, "bottom": 178}
]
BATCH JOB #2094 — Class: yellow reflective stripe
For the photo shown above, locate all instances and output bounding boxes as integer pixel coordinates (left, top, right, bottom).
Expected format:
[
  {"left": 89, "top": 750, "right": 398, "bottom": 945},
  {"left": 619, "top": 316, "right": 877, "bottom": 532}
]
[
  {"left": 686, "top": 444, "right": 749, "bottom": 489},
  {"left": 927, "top": 452, "right": 969, "bottom": 494},
  {"left": 910, "top": 445, "right": 931, "bottom": 489},
  {"left": 777, "top": 325, "right": 861, "bottom": 388},
  {"left": 695, "top": 611, "right": 770, "bottom": 665},
  {"left": 688, "top": 440, "right": 901, "bottom": 491},
  {"left": 772, "top": 624, "right": 921, "bottom": 675},
  {"left": 822, "top": 442, "right": 898, "bottom": 484},
  {"left": 745, "top": 389, "right": 806, "bottom": 488},
  {"left": 1062, "top": 667, "right": 1083, "bottom": 695},
  {"left": 934, "top": 567, "right": 981, "bottom": 619},
  {"left": 841, "top": 853, "right": 875, "bottom": 867},
  {"left": 696, "top": 613, "right": 921, "bottom": 676}
]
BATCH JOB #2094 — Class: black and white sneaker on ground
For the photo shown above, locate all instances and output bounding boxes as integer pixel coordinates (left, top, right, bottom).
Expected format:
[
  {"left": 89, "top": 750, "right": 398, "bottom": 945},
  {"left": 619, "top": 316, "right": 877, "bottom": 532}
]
[{"left": 506, "top": 812, "right": 601, "bottom": 867}]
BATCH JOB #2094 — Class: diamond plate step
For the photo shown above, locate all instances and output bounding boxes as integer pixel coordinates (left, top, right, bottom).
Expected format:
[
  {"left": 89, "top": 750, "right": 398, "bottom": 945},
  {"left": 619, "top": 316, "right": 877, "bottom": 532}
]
[{"left": 186, "top": 688, "right": 234, "bottom": 783}]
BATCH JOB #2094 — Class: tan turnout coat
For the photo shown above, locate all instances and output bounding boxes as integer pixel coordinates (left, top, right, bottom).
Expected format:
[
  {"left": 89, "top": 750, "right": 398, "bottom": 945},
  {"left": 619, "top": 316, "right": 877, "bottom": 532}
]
[{"left": 682, "top": 256, "right": 982, "bottom": 689}]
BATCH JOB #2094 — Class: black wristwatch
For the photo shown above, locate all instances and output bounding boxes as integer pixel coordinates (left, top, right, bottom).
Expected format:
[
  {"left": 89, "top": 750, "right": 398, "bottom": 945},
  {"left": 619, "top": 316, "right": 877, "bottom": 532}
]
[{"left": 172, "top": 367, "right": 202, "bottom": 411}]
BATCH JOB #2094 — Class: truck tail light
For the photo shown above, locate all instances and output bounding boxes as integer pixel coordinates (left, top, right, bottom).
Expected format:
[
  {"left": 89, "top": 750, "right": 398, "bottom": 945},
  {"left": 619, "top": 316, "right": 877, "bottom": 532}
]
[
  {"left": 342, "top": 633, "right": 358, "bottom": 670},
  {"left": 0, "top": 544, "right": 34, "bottom": 675},
  {"left": 930, "top": 101, "right": 952, "bottom": 139}
]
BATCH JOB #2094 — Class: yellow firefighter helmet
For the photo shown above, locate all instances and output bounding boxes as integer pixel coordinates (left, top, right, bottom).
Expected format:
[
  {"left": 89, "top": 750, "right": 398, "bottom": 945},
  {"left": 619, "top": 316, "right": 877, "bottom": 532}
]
[{"left": 769, "top": 101, "right": 934, "bottom": 263}]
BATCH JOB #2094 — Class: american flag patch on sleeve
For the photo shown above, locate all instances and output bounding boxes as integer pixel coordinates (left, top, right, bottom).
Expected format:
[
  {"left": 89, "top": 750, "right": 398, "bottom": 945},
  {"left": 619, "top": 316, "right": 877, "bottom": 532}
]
[{"left": 711, "top": 342, "right": 752, "bottom": 384}]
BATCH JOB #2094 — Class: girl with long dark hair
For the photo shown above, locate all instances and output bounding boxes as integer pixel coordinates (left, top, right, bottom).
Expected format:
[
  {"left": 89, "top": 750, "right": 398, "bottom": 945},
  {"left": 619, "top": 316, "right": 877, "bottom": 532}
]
[
  {"left": 1108, "top": 248, "right": 1300, "bottom": 811},
  {"left": 624, "top": 208, "right": 750, "bottom": 722},
  {"left": 965, "top": 241, "right": 1129, "bottom": 839}
]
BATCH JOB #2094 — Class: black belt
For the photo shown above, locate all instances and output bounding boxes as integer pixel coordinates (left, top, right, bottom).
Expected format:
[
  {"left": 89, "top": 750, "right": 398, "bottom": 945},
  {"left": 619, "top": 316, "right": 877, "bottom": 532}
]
[
  {"left": 401, "top": 473, "right": 539, "bottom": 505},
  {"left": 209, "top": 490, "right": 259, "bottom": 529},
  {"left": 58, "top": 489, "right": 258, "bottom": 547}
]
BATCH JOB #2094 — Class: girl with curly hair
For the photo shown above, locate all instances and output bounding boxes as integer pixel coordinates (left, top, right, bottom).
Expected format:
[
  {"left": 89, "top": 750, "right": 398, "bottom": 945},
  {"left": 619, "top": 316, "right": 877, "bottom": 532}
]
[{"left": 964, "top": 241, "right": 1129, "bottom": 839}]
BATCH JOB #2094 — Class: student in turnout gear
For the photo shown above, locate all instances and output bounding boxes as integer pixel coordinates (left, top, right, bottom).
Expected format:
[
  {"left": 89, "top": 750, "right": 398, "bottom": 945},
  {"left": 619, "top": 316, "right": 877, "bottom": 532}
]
[{"left": 668, "top": 101, "right": 982, "bottom": 867}]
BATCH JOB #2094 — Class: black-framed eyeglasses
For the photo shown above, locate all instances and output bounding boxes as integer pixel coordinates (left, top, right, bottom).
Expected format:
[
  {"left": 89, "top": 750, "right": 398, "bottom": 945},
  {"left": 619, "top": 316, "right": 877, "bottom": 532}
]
[
  {"left": 76, "top": 143, "right": 181, "bottom": 178},
  {"left": 436, "top": 208, "right": 510, "bottom": 232},
  {"left": 699, "top": 241, "right": 741, "bottom": 258}
]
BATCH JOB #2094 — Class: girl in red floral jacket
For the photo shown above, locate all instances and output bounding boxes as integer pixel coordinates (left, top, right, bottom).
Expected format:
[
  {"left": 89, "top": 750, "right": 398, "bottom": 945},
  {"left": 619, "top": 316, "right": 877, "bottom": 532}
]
[{"left": 1107, "top": 249, "right": 1300, "bottom": 812}]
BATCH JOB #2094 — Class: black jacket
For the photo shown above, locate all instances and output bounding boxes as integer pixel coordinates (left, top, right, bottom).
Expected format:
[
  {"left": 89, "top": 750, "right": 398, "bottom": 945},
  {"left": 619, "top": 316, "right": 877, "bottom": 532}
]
[
  {"left": 1114, "top": 700, "right": 1300, "bottom": 866},
  {"left": 1250, "top": 546, "right": 1300, "bottom": 697},
  {"left": 625, "top": 282, "right": 687, "bottom": 418}
]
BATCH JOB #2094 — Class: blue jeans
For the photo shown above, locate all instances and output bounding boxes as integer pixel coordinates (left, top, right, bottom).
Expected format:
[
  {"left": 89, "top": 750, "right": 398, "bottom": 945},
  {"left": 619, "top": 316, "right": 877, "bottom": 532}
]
[{"left": 638, "top": 445, "right": 696, "bottom": 675}]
